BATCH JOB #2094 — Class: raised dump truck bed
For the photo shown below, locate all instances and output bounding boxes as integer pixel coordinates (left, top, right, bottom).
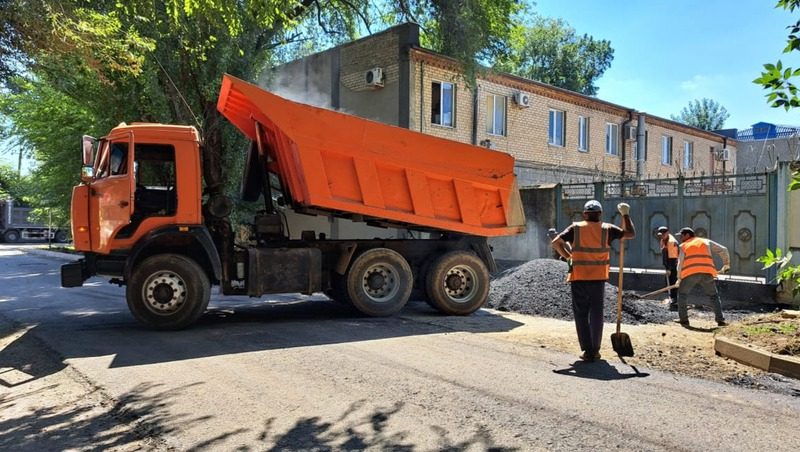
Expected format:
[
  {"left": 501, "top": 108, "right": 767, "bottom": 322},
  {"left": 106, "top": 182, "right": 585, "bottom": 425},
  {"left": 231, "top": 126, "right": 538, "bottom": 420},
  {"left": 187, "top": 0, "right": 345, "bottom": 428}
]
[{"left": 217, "top": 75, "right": 525, "bottom": 237}]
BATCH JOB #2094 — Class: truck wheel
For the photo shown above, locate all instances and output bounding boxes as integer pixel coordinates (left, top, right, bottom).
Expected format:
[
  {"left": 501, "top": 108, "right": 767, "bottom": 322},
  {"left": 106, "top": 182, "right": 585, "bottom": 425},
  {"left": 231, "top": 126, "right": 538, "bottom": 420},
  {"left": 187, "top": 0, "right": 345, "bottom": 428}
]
[
  {"left": 54, "top": 230, "right": 68, "bottom": 243},
  {"left": 3, "top": 229, "right": 20, "bottom": 243},
  {"left": 126, "top": 254, "right": 210, "bottom": 330},
  {"left": 345, "top": 248, "right": 412, "bottom": 316},
  {"left": 425, "top": 251, "right": 489, "bottom": 315}
]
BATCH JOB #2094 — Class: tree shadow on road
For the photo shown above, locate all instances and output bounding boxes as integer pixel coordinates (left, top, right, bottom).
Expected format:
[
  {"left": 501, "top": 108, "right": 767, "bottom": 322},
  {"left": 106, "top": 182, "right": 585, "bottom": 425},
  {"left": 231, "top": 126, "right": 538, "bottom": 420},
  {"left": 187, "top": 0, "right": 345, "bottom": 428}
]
[
  {"left": 552, "top": 359, "right": 650, "bottom": 381},
  {"left": 254, "top": 399, "right": 520, "bottom": 452},
  {"left": 0, "top": 381, "right": 222, "bottom": 451}
]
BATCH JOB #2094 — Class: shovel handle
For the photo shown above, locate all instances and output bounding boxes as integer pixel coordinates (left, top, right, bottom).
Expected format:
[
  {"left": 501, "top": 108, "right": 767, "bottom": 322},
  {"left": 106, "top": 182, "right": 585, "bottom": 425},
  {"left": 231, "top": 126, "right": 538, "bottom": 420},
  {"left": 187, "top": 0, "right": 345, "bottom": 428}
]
[{"left": 616, "top": 238, "right": 624, "bottom": 335}]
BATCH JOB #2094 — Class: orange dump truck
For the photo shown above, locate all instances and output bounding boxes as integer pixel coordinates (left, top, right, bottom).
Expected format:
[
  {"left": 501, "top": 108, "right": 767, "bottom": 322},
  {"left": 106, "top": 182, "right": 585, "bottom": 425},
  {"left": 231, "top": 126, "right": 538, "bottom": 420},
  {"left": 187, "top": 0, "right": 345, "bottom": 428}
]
[{"left": 61, "top": 74, "right": 525, "bottom": 329}]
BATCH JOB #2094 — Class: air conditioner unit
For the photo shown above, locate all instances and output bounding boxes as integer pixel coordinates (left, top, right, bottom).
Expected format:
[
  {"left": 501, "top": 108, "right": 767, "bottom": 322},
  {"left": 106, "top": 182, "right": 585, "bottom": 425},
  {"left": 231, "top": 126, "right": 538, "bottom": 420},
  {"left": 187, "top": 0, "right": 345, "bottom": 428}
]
[
  {"left": 513, "top": 92, "right": 531, "bottom": 107},
  {"left": 365, "top": 67, "right": 384, "bottom": 88},
  {"left": 716, "top": 148, "right": 730, "bottom": 161},
  {"left": 624, "top": 125, "right": 637, "bottom": 141}
]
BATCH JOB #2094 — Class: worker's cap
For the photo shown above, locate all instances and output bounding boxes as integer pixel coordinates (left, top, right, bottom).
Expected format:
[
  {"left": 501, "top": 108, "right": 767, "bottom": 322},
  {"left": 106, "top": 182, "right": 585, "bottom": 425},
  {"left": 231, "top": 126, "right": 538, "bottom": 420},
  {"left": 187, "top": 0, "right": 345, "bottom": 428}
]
[
  {"left": 547, "top": 228, "right": 557, "bottom": 234},
  {"left": 583, "top": 200, "right": 603, "bottom": 212},
  {"left": 679, "top": 227, "right": 695, "bottom": 235},
  {"left": 657, "top": 226, "right": 669, "bottom": 233}
]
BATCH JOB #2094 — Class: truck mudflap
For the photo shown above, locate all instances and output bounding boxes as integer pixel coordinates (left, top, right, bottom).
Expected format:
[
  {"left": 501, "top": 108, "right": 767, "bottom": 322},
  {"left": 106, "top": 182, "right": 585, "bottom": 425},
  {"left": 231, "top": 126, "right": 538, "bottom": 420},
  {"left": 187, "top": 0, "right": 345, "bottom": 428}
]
[{"left": 61, "top": 260, "right": 87, "bottom": 287}]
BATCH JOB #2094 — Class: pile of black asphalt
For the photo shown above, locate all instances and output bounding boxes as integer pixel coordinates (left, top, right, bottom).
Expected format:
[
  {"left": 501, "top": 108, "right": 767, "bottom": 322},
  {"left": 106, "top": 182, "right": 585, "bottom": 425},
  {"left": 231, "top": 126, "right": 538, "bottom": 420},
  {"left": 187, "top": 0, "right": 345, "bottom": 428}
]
[
  {"left": 487, "top": 259, "right": 782, "bottom": 325},
  {"left": 487, "top": 258, "right": 676, "bottom": 325}
]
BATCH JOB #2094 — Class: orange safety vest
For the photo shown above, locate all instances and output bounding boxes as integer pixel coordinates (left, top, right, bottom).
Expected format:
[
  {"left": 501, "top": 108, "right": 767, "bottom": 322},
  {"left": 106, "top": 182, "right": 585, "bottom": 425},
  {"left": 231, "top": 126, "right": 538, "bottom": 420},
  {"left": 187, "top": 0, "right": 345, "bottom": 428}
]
[
  {"left": 679, "top": 237, "right": 718, "bottom": 279},
  {"left": 569, "top": 221, "right": 611, "bottom": 282},
  {"left": 662, "top": 234, "right": 679, "bottom": 259}
]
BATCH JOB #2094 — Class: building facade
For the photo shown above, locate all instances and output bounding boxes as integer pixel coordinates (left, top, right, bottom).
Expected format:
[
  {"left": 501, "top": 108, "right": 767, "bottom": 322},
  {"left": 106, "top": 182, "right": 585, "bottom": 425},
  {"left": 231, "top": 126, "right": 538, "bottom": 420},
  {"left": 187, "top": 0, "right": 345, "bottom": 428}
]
[
  {"left": 725, "top": 122, "right": 800, "bottom": 174},
  {"left": 265, "top": 23, "right": 736, "bottom": 187}
]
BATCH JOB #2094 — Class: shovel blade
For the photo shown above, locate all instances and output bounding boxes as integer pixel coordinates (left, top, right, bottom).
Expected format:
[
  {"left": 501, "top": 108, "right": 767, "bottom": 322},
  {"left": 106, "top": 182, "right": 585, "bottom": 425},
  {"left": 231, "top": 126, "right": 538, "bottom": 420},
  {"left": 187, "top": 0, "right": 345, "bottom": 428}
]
[{"left": 611, "top": 332, "right": 634, "bottom": 357}]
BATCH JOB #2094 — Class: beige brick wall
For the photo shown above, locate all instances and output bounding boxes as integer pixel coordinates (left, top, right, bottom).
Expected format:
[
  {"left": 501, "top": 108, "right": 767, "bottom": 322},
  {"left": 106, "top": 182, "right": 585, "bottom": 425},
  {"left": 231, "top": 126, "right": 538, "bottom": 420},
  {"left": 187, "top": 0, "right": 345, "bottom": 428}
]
[{"left": 408, "top": 52, "right": 736, "bottom": 182}]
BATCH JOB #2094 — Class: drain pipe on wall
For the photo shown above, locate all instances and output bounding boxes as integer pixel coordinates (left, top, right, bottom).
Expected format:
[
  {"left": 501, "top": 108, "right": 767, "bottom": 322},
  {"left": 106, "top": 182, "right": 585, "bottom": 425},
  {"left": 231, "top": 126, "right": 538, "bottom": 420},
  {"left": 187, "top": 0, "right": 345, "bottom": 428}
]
[
  {"left": 637, "top": 113, "right": 646, "bottom": 178},
  {"left": 471, "top": 83, "right": 479, "bottom": 145},
  {"left": 621, "top": 109, "right": 635, "bottom": 180},
  {"left": 419, "top": 61, "right": 425, "bottom": 133}
]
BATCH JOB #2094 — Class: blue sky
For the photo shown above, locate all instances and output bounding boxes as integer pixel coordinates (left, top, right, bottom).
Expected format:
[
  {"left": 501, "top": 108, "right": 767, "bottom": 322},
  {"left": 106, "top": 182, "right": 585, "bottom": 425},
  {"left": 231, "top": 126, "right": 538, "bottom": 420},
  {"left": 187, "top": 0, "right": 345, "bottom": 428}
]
[{"left": 533, "top": 0, "right": 799, "bottom": 129}]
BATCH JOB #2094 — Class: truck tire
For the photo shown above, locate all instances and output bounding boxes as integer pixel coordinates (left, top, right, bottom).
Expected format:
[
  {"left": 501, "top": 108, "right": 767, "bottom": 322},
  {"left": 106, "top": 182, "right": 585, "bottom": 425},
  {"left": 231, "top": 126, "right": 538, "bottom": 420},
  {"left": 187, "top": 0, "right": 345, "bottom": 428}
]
[
  {"left": 345, "top": 248, "right": 412, "bottom": 317},
  {"left": 425, "top": 250, "right": 489, "bottom": 315},
  {"left": 3, "top": 229, "right": 20, "bottom": 243},
  {"left": 126, "top": 254, "right": 210, "bottom": 330},
  {"left": 54, "top": 230, "right": 68, "bottom": 243}
]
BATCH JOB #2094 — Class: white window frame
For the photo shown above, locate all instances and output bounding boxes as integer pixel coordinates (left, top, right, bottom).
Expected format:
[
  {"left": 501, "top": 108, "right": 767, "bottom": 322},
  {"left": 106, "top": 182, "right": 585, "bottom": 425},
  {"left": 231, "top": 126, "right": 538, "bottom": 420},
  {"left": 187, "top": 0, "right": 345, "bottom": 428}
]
[
  {"left": 548, "top": 109, "right": 566, "bottom": 147},
  {"left": 577, "top": 116, "right": 589, "bottom": 152},
  {"left": 431, "top": 80, "right": 455, "bottom": 127},
  {"left": 486, "top": 94, "right": 507, "bottom": 136},
  {"left": 661, "top": 135, "right": 673, "bottom": 165},
  {"left": 605, "top": 123, "right": 619, "bottom": 156},
  {"left": 683, "top": 140, "right": 694, "bottom": 169}
]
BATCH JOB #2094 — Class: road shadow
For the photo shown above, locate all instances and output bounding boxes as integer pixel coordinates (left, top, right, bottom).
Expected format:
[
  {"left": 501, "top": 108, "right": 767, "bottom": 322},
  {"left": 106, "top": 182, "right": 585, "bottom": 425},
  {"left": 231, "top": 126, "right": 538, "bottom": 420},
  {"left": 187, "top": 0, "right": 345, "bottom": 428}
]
[
  {"left": 251, "top": 399, "right": 520, "bottom": 452},
  {"left": 0, "top": 378, "right": 521, "bottom": 450},
  {"left": 0, "top": 265, "right": 524, "bottom": 371},
  {"left": 552, "top": 359, "right": 649, "bottom": 380}
]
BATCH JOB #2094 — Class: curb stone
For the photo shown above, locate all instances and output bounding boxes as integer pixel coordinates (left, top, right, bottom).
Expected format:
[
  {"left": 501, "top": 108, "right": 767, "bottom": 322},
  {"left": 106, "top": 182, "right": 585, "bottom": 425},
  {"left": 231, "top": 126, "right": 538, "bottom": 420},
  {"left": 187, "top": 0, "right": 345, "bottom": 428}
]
[
  {"left": 22, "top": 247, "right": 80, "bottom": 262},
  {"left": 714, "top": 335, "right": 800, "bottom": 380}
]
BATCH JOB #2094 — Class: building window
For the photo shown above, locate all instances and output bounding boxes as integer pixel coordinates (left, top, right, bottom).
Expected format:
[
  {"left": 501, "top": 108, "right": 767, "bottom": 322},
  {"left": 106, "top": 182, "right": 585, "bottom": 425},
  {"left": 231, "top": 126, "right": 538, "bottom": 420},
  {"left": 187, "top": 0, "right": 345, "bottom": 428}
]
[
  {"left": 683, "top": 141, "right": 694, "bottom": 168},
  {"left": 661, "top": 135, "right": 673, "bottom": 165},
  {"left": 486, "top": 94, "right": 506, "bottom": 136},
  {"left": 431, "top": 81, "right": 454, "bottom": 127},
  {"left": 548, "top": 109, "right": 565, "bottom": 146},
  {"left": 605, "top": 123, "right": 619, "bottom": 155},
  {"left": 577, "top": 116, "right": 589, "bottom": 152}
]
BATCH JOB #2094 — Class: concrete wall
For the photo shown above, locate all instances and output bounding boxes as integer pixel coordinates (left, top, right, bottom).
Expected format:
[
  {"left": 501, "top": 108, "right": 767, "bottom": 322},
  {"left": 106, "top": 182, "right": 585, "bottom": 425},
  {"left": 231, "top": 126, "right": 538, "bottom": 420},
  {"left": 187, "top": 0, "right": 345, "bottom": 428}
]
[
  {"left": 736, "top": 136, "right": 800, "bottom": 174},
  {"left": 489, "top": 185, "right": 557, "bottom": 262}
]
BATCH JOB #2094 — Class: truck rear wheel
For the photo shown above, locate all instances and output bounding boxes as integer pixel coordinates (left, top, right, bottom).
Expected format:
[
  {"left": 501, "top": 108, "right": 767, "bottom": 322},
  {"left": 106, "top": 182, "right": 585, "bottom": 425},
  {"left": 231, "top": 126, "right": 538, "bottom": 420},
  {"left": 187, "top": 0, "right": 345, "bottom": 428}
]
[
  {"left": 54, "top": 230, "right": 68, "bottom": 243},
  {"left": 3, "top": 229, "right": 20, "bottom": 243},
  {"left": 345, "top": 248, "right": 412, "bottom": 316},
  {"left": 425, "top": 251, "right": 489, "bottom": 315},
  {"left": 126, "top": 254, "right": 210, "bottom": 330}
]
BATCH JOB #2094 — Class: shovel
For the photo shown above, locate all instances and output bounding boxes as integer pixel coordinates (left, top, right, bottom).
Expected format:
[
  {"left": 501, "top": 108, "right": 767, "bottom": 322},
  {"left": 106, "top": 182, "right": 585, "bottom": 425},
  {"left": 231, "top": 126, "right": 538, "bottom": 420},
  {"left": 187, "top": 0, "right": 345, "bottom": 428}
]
[
  {"left": 636, "top": 283, "right": 680, "bottom": 299},
  {"left": 611, "top": 238, "right": 634, "bottom": 357}
]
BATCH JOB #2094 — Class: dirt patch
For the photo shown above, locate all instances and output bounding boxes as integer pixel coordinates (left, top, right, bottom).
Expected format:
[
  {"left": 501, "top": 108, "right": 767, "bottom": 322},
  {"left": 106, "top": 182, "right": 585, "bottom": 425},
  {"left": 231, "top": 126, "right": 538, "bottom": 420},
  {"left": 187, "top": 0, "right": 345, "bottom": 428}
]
[
  {"left": 720, "top": 313, "right": 800, "bottom": 356},
  {"left": 489, "top": 259, "right": 800, "bottom": 396}
]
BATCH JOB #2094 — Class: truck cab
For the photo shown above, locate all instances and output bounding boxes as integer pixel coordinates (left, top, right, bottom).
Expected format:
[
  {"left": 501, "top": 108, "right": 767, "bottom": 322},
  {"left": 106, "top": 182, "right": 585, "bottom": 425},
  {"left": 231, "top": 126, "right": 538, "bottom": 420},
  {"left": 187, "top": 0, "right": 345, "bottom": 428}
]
[{"left": 71, "top": 123, "right": 204, "bottom": 254}]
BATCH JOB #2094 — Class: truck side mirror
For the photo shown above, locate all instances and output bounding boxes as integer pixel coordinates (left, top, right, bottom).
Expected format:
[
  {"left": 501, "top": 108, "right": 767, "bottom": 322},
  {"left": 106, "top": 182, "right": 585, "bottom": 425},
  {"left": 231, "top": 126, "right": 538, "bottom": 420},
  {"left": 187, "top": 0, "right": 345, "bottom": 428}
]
[
  {"left": 80, "top": 165, "right": 94, "bottom": 183},
  {"left": 82, "top": 135, "right": 97, "bottom": 166}
]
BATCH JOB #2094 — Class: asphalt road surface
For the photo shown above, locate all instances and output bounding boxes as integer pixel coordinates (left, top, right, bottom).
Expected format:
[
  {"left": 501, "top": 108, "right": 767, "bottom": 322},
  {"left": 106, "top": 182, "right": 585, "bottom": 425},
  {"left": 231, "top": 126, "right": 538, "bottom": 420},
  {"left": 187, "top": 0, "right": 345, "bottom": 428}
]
[{"left": 1, "top": 244, "right": 799, "bottom": 451}]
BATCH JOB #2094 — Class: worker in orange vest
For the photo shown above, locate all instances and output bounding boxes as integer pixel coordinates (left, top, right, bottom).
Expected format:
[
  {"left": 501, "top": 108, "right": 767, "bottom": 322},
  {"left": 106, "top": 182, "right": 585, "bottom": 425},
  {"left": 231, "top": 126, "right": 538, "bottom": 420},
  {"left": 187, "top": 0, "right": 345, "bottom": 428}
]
[
  {"left": 552, "top": 200, "right": 636, "bottom": 362},
  {"left": 675, "top": 227, "right": 730, "bottom": 327},
  {"left": 657, "top": 226, "right": 680, "bottom": 310}
]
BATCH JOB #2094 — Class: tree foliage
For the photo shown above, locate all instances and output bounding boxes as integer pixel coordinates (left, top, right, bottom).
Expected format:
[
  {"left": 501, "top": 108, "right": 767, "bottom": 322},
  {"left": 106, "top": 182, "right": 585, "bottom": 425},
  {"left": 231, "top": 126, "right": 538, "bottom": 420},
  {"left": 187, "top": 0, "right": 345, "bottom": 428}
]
[
  {"left": 670, "top": 98, "right": 730, "bottom": 131},
  {"left": 756, "top": 0, "right": 800, "bottom": 299},
  {"left": 754, "top": 0, "right": 800, "bottom": 110},
  {"left": 492, "top": 16, "right": 614, "bottom": 95}
]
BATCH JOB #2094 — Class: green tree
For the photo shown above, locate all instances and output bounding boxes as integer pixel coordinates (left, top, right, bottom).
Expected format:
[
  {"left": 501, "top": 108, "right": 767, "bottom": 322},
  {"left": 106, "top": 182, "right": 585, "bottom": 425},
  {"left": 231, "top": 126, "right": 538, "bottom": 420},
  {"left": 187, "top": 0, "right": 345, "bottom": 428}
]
[
  {"left": 491, "top": 16, "right": 614, "bottom": 95},
  {"left": 754, "top": 0, "right": 800, "bottom": 110},
  {"left": 670, "top": 98, "right": 730, "bottom": 131},
  {"left": 1, "top": 0, "right": 527, "bottom": 223},
  {"left": 756, "top": 0, "right": 800, "bottom": 298}
]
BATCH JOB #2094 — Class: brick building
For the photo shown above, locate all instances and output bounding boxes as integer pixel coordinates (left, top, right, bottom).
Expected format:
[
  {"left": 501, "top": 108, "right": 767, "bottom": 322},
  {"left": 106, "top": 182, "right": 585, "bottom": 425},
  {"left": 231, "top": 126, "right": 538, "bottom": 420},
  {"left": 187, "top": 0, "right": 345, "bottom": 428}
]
[{"left": 265, "top": 23, "right": 736, "bottom": 186}]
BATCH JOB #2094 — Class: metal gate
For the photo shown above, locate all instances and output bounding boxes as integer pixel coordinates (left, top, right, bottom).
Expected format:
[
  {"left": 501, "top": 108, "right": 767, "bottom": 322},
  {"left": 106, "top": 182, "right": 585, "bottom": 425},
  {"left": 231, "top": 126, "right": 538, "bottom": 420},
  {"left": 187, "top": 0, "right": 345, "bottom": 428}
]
[{"left": 555, "top": 172, "right": 777, "bottom": 277}]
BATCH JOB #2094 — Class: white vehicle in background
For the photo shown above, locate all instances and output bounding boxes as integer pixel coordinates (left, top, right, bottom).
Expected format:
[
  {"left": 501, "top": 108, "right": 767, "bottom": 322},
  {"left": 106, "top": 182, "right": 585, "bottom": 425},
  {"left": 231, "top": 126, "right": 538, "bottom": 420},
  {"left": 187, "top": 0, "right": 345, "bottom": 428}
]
[{"left": 0, "top": 198, "right": 67, "bottom": 243}]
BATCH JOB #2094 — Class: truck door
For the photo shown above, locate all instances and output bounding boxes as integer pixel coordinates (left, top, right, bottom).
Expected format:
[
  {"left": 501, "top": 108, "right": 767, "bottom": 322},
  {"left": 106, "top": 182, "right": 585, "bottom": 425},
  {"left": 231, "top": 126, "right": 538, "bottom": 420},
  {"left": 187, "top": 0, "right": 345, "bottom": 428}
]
[{"left": 89, "top": 134, "right": 134, "bottom": 253}]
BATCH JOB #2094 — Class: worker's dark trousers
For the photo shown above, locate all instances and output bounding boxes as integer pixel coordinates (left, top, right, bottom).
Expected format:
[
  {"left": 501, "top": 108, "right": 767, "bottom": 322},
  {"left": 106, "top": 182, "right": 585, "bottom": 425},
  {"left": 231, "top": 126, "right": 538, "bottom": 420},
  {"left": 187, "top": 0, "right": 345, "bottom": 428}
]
[
  {"left": 665, "top": 259, "right": 678, "bottom": 302},
  {"left": 677, "top": 273, "right": 725, "bottom": 323},
  {"left": 570, "top": 280, "right": 606, "bottom": 354}
]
